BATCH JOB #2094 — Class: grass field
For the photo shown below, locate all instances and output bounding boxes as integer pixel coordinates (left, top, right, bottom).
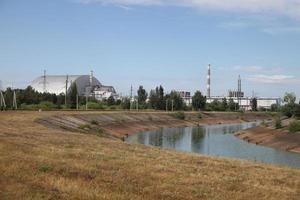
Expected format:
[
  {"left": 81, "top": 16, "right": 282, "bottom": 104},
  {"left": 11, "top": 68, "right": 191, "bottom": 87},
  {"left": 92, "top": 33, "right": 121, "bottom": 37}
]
[{"left": 1, "top": 111, "right": 300, "bottom": 200}]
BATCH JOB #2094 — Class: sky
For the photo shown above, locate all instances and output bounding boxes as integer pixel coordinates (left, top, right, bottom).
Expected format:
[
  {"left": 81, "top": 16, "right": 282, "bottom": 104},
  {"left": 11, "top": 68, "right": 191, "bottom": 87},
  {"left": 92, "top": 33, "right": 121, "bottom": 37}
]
[{"left": 0, "top": 0, "right": 300, "bottom": 98}]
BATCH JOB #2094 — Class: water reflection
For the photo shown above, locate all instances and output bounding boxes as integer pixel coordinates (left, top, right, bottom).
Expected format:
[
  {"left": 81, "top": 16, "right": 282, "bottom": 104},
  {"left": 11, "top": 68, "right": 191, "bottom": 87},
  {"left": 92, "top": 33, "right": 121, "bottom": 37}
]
[{"left": 127, "top": 122, "right": 300, "bottom": 168}]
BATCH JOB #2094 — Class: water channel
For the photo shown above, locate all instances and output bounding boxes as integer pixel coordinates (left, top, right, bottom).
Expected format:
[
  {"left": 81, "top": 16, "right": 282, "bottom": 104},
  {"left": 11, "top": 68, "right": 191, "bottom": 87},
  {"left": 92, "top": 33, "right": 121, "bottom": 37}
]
[{"left": 126, "top": 122, "right": 300, "bottom": 168}]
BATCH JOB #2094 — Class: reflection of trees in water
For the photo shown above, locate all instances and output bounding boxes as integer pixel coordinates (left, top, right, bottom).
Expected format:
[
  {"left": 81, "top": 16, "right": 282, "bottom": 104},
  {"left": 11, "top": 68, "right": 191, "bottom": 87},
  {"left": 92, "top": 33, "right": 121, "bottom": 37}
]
[
  {"left": 191, "top": 127, "right": 206, "bottom": 152},
  {"left": 137, "top": 132, "right": 147, "bottom": 144},
  {"left": 148, "top": 128, "right": 164, "bottom": 147},
  {"left": 163, "top": 128, "right": 185, "bottom": 148}
]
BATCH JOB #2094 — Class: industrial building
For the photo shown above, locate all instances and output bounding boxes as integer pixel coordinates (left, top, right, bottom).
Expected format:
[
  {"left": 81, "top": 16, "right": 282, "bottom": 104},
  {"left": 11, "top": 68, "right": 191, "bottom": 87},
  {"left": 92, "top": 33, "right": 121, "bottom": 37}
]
[
  {"left": 178, "top": 91, "right": 192, "bottom": 105},
  {"left": 204, "top": 64, "right": 282, "bottom": 110},
  {"left": 30, "top": 71, "right": 117, "bottom": 100}
]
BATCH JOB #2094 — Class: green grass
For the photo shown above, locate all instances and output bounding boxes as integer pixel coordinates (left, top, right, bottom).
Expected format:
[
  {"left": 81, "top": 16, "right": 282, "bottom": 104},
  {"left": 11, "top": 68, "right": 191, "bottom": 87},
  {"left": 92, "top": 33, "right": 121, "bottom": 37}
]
[
  {"left": 78, "top": 124, "right": 91, "bottom": 130},
  {"left": 288, "top": 120, "right": 300, "bottom": 133},
  {"left": 172, "top": 111, "right": 186, "bottom": 120},
  {"left": 274, "top": 117, "right": 282, "bottom": 129},
  {"left": 38, "top": 164, "right": 52, "bottom": 173}
]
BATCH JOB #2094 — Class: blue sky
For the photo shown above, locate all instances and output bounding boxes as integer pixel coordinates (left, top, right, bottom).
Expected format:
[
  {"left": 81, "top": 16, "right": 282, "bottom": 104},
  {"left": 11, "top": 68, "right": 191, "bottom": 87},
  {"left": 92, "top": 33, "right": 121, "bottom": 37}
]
[{"left": 0, "top": 0, "right": 300, "bottom": 98}]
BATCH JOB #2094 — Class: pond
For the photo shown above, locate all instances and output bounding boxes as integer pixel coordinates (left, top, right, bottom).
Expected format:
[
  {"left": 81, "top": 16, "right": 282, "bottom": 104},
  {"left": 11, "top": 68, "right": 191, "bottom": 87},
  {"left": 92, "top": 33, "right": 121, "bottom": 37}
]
[{"left": 126, "top": 122, "right": 300, "bottom": 168}]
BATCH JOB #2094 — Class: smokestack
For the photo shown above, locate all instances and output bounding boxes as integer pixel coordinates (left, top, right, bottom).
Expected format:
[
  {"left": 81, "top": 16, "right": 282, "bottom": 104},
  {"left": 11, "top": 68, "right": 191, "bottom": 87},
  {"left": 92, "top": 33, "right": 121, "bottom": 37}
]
[
  {"left": 207, "top": 64, "right": 211, "bottom": 98},
  {"left": 90, "top": 70, "right": 93, "bottom": 86}
]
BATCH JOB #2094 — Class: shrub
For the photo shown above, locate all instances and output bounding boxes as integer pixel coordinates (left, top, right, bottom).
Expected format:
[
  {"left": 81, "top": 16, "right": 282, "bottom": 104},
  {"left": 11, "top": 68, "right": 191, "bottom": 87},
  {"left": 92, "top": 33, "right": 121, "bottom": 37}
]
[
  {"left": 96, "top": 128, "right": 105, "bottom": 137},
  {"left": 261, "top": 120, "right": 268, "bottom": 127},
  {"left": 87, "top": 102, "right": 104, "bottom": 110},
  {"left": 78, "top": 124, "right": 91, "bottom": 130},
  {"left": 288, "top": 120, "right": 300, "bottom": 133},
  {"left": 172, "top": 111, "right": 185, "bottom": 120},
  {"left": 294, "top": 104, "right": 300, "bottom": 119},
  {"left": 38, "top": 101, "right": 56, "bottom": 110},
  {"left": 197, "top": 112, "right": 203, "bottom": 119},
  {"left": 90, "top": 120, "right": 99, "bottom": 125},
  {"left": 281, "top": 105, "right": 293, "bottom": 118},
  {"left": 38, "top": 164, "right": 52, "bottom": 173},
  {"left": 274, "top": 117, "right": 282, "bottom": 129}
]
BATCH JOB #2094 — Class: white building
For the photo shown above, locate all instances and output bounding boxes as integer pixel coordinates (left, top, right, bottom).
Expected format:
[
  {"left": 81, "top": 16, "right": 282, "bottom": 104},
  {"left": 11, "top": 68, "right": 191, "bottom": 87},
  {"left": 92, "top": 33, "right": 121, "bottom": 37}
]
[
  {"left": 94, "top": 85, "right": 118, "bottom": 101},
  {"left": 30, "top": 71, "right": 117, "bottom": 99},
  {"left": 207, "top": 96, "right": 281, "bottom": 110}
]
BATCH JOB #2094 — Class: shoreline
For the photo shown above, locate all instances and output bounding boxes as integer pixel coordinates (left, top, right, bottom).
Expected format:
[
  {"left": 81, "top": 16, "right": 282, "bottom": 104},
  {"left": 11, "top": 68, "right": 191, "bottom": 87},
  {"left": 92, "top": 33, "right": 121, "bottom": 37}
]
[
  {"left": 37, "top": 111, "right": 269, "bottom": 139},
  {"left": 236, "top": 125, "right": 300, "bottom": 154}
]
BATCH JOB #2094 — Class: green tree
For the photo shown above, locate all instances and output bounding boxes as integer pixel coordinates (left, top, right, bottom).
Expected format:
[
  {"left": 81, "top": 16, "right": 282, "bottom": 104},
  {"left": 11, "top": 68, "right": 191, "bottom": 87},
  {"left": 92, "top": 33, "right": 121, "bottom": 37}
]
[
  {"left": 284, "top": 92, "right": 296, "bottom": 105},
  {"left": 271, "top": 104, "right": 279, "bottom": 112},
  {"left": 165, "top": 91, "right": 184, "bottom": 111},
  {"left": 121, "top": 97, "right": 131, "bottom": 109},
  {"left": 149, "top": 85, "right": 165, "bottom": 110},
  {"left": 228, "top": 98, "right": 239, "bottom": 111},
  {"left": 294, "top": 104, "right": 300, "bottom": 119},
  {"left": 192, "top": 91, "right": 206, "bottom": 111},
  {"left": 251, "top": 98, "right": 258, "bottom": 111},
  {"left": 107, "top": 96, "right": 115, "bottom": 106},
  {"left": 68, "top": 83, "right": 78, "bottom": 109},
  {"left": 221, "top": 98, "right": 228, "bottom": 111},
  {"left": 137, "top": 86, "right": 148, "bottom": 105}
]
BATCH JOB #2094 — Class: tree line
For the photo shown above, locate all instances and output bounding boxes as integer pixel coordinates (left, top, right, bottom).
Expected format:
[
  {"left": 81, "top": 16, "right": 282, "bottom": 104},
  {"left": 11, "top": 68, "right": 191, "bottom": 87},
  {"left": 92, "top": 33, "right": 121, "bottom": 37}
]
[{"left": 1, "top": 84, "right": 297, "bottom": 114}]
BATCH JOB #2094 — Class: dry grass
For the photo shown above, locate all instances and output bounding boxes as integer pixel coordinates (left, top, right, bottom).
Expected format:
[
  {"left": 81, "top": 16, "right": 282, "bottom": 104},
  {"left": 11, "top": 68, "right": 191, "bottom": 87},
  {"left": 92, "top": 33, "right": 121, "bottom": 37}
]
[{"left": 0, "top": 111, "right": 300, "bottom": 200}]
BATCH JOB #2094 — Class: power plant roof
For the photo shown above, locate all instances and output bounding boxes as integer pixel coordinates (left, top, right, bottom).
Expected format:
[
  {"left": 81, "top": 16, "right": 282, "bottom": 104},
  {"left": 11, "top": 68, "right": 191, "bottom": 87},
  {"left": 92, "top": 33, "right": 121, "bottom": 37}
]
[{"left": 30, "top": 75, "right": 101, "bottom": 95}]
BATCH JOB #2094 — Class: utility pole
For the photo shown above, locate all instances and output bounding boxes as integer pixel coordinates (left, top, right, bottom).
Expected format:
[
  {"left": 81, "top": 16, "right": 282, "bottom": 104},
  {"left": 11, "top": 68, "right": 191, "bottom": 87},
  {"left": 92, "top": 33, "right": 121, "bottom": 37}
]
[
  {"left": 0, "top": 91, "right": 6, "bottom": 110},
  {"left": 13, "top": 90, "right": 17, "bottom": 110},
  {"left": 130, "top": 85, "right": 133, "bottom": 111},
  {"left": 86, "top": 93, "right": 88, "bottom": 110},
  {"left": 65, "top": 75, "right": 69, "bottom": 107},
  {"left": 172, "top": 100, "right": 174, "bottom": 112},
  {"left": 166, "top": 99, "right": 168, "bottom": 112},
  {"left": 136, "top": 99, "right": 139, "bottom": 111},
  {"left": 43, "top": 70, "right": 47, "bottom": 93},
  {"left": 76, "top": 94, "right": 79, "bottom": 110}
]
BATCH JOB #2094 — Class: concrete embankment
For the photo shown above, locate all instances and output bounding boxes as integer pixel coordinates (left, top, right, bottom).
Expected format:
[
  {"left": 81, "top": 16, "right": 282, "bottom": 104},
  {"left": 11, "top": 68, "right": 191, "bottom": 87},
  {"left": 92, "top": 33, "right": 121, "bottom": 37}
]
[
  {"left": 37, "top": 111, "right": 270, "bottom": 139},
  {"left": 236, "top": 121, "right": 300, "bottom": 153}
]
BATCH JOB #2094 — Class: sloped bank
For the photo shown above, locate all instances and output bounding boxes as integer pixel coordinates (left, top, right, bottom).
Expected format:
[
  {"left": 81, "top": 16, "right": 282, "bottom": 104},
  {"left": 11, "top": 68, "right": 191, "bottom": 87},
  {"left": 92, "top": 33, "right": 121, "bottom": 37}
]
[
  {"left": 236, "top": 122, "right": 300, "bottom": 153},
  {"left": 37, "top": 111, "right": 271, "bottom": 140}
]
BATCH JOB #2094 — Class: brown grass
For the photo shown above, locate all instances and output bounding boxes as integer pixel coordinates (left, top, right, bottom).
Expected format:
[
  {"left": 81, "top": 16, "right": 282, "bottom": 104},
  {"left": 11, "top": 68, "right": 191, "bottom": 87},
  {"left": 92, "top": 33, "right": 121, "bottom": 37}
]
[{"left": 0, "top": 111, "right": 300, "bottom": 200}]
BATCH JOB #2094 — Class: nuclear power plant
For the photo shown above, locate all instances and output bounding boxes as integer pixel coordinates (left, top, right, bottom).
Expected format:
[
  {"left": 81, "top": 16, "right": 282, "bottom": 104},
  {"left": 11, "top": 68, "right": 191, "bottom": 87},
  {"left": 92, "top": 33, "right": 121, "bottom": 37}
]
[
  {"left": 204, "top": 64, "right": 281, "bottom": 110},
  {"left": 30, "top": 70, "right": 117, "bottom": 100}
]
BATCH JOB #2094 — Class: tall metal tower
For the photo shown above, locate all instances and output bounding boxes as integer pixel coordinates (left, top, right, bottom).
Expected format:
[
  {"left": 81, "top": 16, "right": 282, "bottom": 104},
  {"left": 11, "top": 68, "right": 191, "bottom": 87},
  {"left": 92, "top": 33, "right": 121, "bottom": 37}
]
[
  {"left": 207, "top": 64, "right": 211, "bottom": 98},
  {"left": 65, "top": 75, "right": 69, "bottom": 106},
  {"left": 90, "top": 70, "right": 93, "bottom": 87},
  {"left": 43, "top": 70, "right": 47, "bottom": 93},
  {"left": 238, "top": 75, "right": 242, "bottom": 107}
]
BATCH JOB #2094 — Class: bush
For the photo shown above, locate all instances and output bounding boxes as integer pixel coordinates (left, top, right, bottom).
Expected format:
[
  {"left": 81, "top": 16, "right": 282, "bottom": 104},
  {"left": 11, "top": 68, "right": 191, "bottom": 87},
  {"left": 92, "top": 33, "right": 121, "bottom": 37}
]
[
  {"left": 294, "top": 104, "right": 300, "bottom": 119},
  {"left": 38, "top": 164, "right": 52, "bottom": 173},
  {"left": 87, "top": 102, "right": 104, "bottom": 110},
  {"left": 288, "top": 120, "right": 300, "bottom": 133},
  {"left": 197, "top": 112, "right": 202, "bottom": 119},
  {"left": 281, "top": 105, "right": 293, "bottom": 118},
  {"left": 78, "top": 124, "right": 91, "bottom": 130},
  {"left": 96, "top": 128, "right": 105, "bottom": 137},
  {"left": 90, "top": 120, "right": 99, "bottom": 125},
  {"left": 172, "top": 111, "right": 185, "bottom": 120},
  {"left": 274, "top": 117, "right": 282, "bottom": 129}
]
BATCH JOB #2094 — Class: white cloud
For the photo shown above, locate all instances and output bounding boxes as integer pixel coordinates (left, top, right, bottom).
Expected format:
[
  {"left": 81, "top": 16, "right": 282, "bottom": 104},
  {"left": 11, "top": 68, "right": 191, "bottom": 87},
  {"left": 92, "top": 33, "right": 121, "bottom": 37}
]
[
  {"left": 234, "top": 66, "right": 264, "bottom": 73},
  {"left": 79, "top": 0, "right": 300, "bottom": 19},
  {"left": 247, "top": 74, "right": 297, "bottom": 84}
]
